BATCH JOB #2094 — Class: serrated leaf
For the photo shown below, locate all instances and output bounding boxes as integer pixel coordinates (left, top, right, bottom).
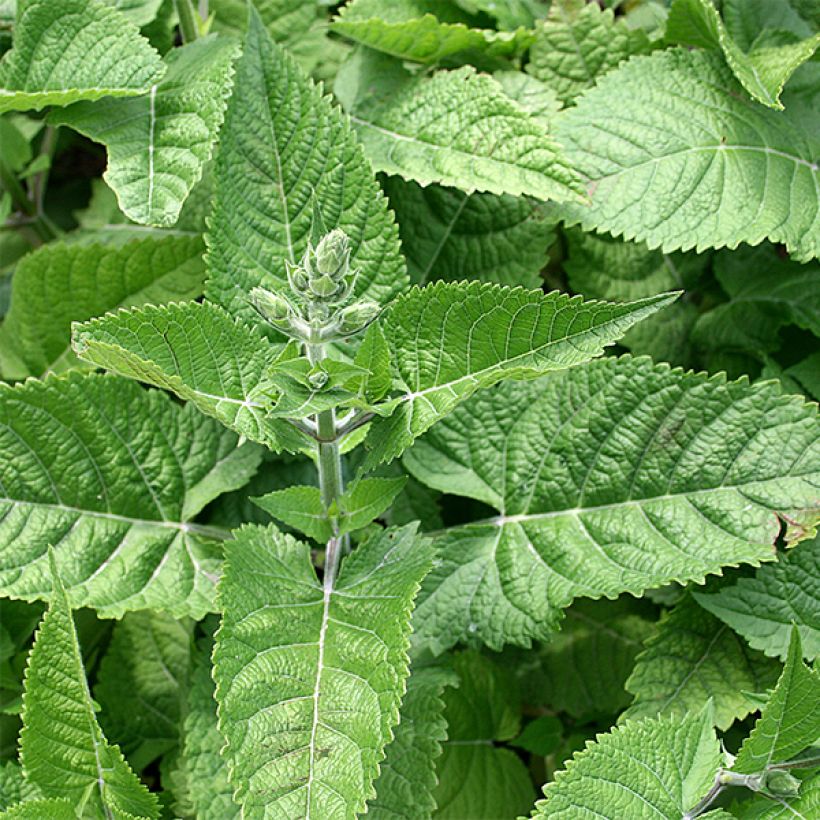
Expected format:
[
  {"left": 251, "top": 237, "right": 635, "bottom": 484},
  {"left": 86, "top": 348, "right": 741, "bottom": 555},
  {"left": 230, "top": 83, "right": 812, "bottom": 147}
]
[
  {"left": 252, "top": 485, "right": 328, "bottom": 541},
  {"left": 72, "top": 301, "right": 287, "bottom": 449},
  {"left": 0, "top": 372, "right": 263, "bottom": 618},
  {"left": 493, "top": 70, "right": 561, "bottom": 127},
  {"left": 404, "top": 356, "right": 820, "bottom": 652},
  {"left": 332, "top": 0, "right": 534, "bottom": 66},
  {"left": 383, "top": 177, "right": 555, "bottom": 288},
  {"left": 555, "top": 49, "right": 820, "bottom": 261},
  {"left": 667, "top": 0, "right": 820, "bottom": 110},
  {"left": 694, "top": 536, "right": 820, "bottom": 662},
  {"left": 213, "top": 523, "right": 433, "bottom": 818},
  {"left": 516, "top": 599, "right": 656, "bottom": 720},
  {"left": 1, "top": 798, "right": 77, "bottom": 819},
  {"left": 0, "top": 760, "right": 41, "bottom": 811},
  {"left": 338, "top": 47, "right": 584, "bottom": 202},
  {"left": 433, "top": 652, "right": 534, "bottom": 818},
  {"left": 19, "top": 554, "right": 159, "bottom": 818},
  {"left": 526, "top": 0, "right": 653, "bottom": 104},
  {"left": 205, "top": 7, "right": 407, "bottom": 323},
  {"left": 731, "top": 770, "right": 820, "bottom": 819},
  {"left": 95, "top": 611, "right": 192, "bottom": 770},
  {"left": 0, "top": 237, "right": 206, "bottom": 379},
  {"left": 0, "top": 0, "right": 164, "bottom": 113},
  {"left": 723, "top": 0, "right": 816, "bottom": 51},
  {"left": 364, "top": 283, "right": 676, "bottom": 466},
  {"left": 368, "top": 664, "right": 454, "bottom": 819},
  {"left": 624, "top": 596, "right": 780, "bottom": 731},
  {"left": 210, "top": 0, "right": 319, "bottom": 43},
  {"left": 51, "top": 35, "right": 239, "bottom": 226},
  {"left": 734, "top": 630, "right": 820, "bottom": 774},
  {"left": 531, "top": 706, "right": 722, "bottom": 818}
]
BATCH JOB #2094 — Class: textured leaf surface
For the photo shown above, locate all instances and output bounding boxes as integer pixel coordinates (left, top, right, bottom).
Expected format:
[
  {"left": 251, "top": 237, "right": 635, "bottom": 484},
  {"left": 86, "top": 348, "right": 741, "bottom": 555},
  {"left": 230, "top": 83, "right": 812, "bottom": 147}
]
[
  {"left": 213, "top": 524, "right": 433, "bottom": 818},
  {"left": 332, "top": 0, "right": 534, "bottom": 65},
  {"left": 0, "top": 0, "right": 164, "bottom": 113},
  {"left": 667, "top": 0, "right": 820, "bottom": 110},
  {"left": 433, "top": 652, "right": 534, "bottom": 819},
  {"left": 1, "top": 798, "right": 76, "bottom": 818},
  {"left": 73, "top": 301, "right": 286, "bottom": 448},
  {"left": 526, "top": 0, "right": 653, "bottom": 103},
  {"left": 210, "top": 0, "right": 318, "bottom": 42},
  {"left": 52, "top": 35, "right": 238, "bottom": 226},
  {"left": 19, "top": 555, "right": 158, "bottom": 818},
  {"left": 95, "top": 611, "right": 192, "bottom": 769},
  {"left": 555, "top": 49, "right": 820, "bottom": 261},
  {"left": 0, "top": 372, "right": 262, "bottom": 618},
  {"left": 531, "top": 707, "right": 721, "bottom": 818},
  {"left": 383, "top": 177, "right": 555, "bottom": 288},
  {"left": 0, "top": 237, "right": 205, "bottom": 379},
  {"left": 624, "top": 596, "right": 780, "bottom": 730},
  {"left": 340, "top": 48, "right": 584, "bottom": 202},
  {"left": 368, "top": 665, "right": 453, "bottom": 819},
  {"left": 365, "top": 283, "right": 676, "bottom": 465},
  {"left": 734, "top": 630, "right": 820, "bottom": 774},
  {"left": 404, "top": 356, "right": 820, "bottom": 652},
  {"left": 694, "top": 537, "right": 820, "bottom": 662},
  {"left": 205, "top": 8, "right": 406, "bottom": 322}
]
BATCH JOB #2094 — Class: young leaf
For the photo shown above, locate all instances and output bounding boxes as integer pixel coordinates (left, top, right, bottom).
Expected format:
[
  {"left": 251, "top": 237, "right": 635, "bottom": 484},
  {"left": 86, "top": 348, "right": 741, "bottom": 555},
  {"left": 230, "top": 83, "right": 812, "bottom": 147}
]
[
  {"left": 667, "top": 0, "right": 820, "bottom": 110},
  {"left": 109, "top": 0, "right": 165, "bottom": 27},
  {"left": 624, "top": 596, "right": 780, "bottom": 731},
  {"left": 51, "top": 35, "right": 239, "bottom": 226},
  {"left": 338, "top": 48, "right": 584, "bottom": 202},
  {"left": 365, "top": 283, "right": 677, "bottom": 466},
  {"left": 526, "top": 0, "right": 653, "bottom": 104},
  {"left": 205, "top": 6, "right": 407, "bottom": 323},
  {"left": 554, "top": 49, "right": 820, "bottom": 262},
  {"left": 213, "top": 523, "right": 433, "bottom": 817},
  {"left": 72, "top": 301, "right": 287, "bottom": 448},
  {"left": 433, "top": 652, "right": 534, "bottom": 818},
  {"left": 368, "top": 664, "right": 454, "bottom": 819},
  {"left": 252, "top": 485, "right": 329, "bottom": 542},
  {"left": 95, "top": 611, "right": 192, "bottom": 770},
  {"left": 0, "top": 0, "right": 165, "bottom": 113},
  {"left": 404, "top": 356, "right": 820, "bottom": 652},
  {"left": 383, "top": 177, "right": 555, "bottom": 288},
  {"left": 531, "top": 706, "right": 722, "bottom": 818},
  {"left": 733, "top": 629, "right": 820, "bottom": 774},
  {"left": 210, "top": 0, "right": 318, "bottom": 43},
  {"left": 0, "top": 236, "right": 206, "bottom": 379},
  {"left": 19, "top": 553, "right": 159, "bottom": 818},
  {"left": 331, "top": 0, "right": 534, "bottom": 65},
  {"left": 694, "top": 536, "right": 820, "bottom": 662},
  {"left": 0, "top": 372, "right": 262, "bottom": 618}
]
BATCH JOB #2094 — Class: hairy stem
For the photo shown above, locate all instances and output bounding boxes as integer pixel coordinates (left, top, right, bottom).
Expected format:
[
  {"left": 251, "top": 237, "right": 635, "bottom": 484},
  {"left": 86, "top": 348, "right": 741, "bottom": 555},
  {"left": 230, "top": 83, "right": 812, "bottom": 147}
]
[{"left": 174, "top": 0, "right": 200, "bottom": 42}]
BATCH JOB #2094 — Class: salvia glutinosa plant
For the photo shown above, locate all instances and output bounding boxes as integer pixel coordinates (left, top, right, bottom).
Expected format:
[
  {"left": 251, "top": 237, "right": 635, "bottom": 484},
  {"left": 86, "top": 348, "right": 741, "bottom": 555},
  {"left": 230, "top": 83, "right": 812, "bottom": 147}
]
[{"left": 0, "top": 0, "right": 818, "bottom": 817}]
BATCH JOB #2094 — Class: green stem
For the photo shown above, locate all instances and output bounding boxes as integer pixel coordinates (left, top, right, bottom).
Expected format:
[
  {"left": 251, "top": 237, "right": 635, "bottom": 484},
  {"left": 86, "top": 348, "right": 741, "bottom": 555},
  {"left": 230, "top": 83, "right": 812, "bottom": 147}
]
[
  {"left": 0, "top": 154, "right": 56, "bottom": 245},
  {"left": 174, "top": 0, "right": 200, "bottom": 42}
]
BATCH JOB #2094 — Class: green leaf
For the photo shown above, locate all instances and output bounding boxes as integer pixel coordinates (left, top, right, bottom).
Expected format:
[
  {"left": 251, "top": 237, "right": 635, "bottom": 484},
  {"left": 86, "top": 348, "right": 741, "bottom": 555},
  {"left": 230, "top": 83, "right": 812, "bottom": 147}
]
[
  {"left": 667, "top": 0, "right": 820, "bottom": 110},
  {"left": 723, "top": 0, "right": 816, "bottom": 51},
  {"left": 383, "top": 177, "right": 556, "bottom": 288},
  {"left": 51, "top": 35, "right": 239, "bottom": 226},
  {"left": 531, "top": 706, "right": 722, "bottom": 818},
  {"left": 0, "top": 372, "right": 263, "bottom": 618},
  {"left": 0, "top": 236, "right": 206, "bottom": 379},
  {"left": 331, "top": 0, "right": 534, "bottom": 66},
  {"left": 734, "top": 630, "right": 820, "bottom": 774},
  {"left": 19, "top": 553, "right": 159, "bottom": 818},
  {"left": 624, "top": 596, "right": 780, "bottom": 731},
  {"left": 1, "top": 798, "right": 77, "bottom": 819},
  {"left": 731, "top": 770, "right": 820, "bottom": 819},
  {"left": 516, "top": 599, "right": 656, "bottom": 720},
  {"left": 179, "top": 638, "right": 239, "bottom": 820},
  {"left": 109, "top": 0, "right": 165, "bottom": 27},
  {"left": 0, "top": 0, "right": 165, "bottom": 113},
  {"left": 338, "top": 47, "right": 585, "bottom": 202},
  {"left": 526, "top": 0, "right": 653, "bottom": 104},
  {"left": 333, "top": 478, "right": 408, "bottom": 535},
  {"left": 252, "top": 485, "right": 329, "bottom": 542},
  {"left": 368, "top": 664, "right": 454, "bottom": 819},
  {"left": 72, "top": 301, "right": 287, "bottom": 449},
  {"left": 554, "top": 49, "right": 820, "bottom": 262},
  {"left": 511, "top": 716, "right": 563, "bottom": 757},
  {"left": 492, "top": 70, "right": 561, "bottom": 127},
  {"left": 432, "top": 652, "right": 534, "bottom": 818},
  {"left": 213, "top": 523, "right": 433, "bottom": 817},
  {"left": 694, "top": 536, "right": 820, "bottom": 662},
  {"left": 365, "top": 283, "right": 677, "bottom": 466},
  {"left": 95, "top": 611, "right": 192, "bottom": 770},
  {"left": 205, "top": 7, "right": 407, "bottom": 323},
  {"left": 0, "top": 761, "right": 41, "bottom": 811},
  {"left": 210, "top": 0, "right": 319, "bottom": 44},
  {"left": 404, "top": 356, "right": 820, "bottom": 652}
]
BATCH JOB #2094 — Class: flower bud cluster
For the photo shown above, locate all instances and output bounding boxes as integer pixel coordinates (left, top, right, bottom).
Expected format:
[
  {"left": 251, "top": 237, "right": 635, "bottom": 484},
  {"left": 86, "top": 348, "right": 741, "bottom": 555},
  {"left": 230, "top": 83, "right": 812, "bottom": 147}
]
[{"left": 250, "top": 229, "right": 379, "bottom": 343}]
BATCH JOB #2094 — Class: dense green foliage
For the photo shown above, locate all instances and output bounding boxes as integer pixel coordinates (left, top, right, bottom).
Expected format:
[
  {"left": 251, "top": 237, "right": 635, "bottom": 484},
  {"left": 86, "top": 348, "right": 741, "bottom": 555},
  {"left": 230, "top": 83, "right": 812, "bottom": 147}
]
[{"left": 0, "top": 1, "right": 817, "bottom": 818}]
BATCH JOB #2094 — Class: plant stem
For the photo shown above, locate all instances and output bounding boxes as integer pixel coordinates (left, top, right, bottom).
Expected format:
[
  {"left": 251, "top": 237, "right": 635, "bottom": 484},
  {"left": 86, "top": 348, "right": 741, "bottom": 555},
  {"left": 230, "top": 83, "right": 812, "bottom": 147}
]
[
  {"left": 175, "top": 0, "right": 200, "bottom": 42},
  {"left": 0, "top": 153, "right": 56, "bottom": 245}
]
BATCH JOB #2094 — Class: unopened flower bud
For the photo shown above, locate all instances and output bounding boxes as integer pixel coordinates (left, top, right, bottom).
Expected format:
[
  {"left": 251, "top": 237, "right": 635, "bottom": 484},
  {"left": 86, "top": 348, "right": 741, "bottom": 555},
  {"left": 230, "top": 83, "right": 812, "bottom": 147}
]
[
  {"left": 285, "top": 260, "right": 308, "bottom": 294},
  {"left": 337, "top": 300, "right": 381, "bottom": 336},
  {"left": 763, "top": 771, "right": 800, "bottom": 798},
  {"left": 309, "top": 273, "right": 342, "bottom": 299},
  {"left": 307, "top": 368, "right": 329, "bottom": 389},
  {"left": 311, "top": 228, "right": 350, "bottom": 279},
  {"left": 250, "top": 287, "right": 292, "bottom": 324}
]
